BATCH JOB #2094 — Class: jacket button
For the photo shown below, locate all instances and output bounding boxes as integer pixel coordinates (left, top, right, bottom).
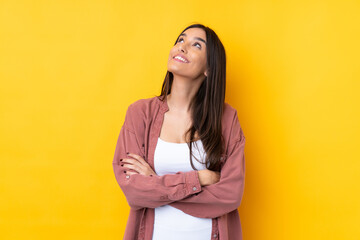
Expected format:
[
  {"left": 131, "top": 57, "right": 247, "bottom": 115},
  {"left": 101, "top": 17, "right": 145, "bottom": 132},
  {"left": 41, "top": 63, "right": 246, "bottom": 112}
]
[
  {"left": 193, "top": 187, "right": 197, "bottom": 191},
  {"left": 125, "top": 175, "right": 130, "bottom": 179},
  {"left": 213, "top": 233, "right": 217, "bottom": 238}
]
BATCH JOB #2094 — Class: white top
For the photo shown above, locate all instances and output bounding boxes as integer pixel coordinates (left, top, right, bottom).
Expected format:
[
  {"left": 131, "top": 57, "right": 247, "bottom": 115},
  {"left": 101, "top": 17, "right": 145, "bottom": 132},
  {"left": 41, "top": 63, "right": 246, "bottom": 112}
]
[{"left": 152, "top": 137, "right": 212, "bottom": 240}]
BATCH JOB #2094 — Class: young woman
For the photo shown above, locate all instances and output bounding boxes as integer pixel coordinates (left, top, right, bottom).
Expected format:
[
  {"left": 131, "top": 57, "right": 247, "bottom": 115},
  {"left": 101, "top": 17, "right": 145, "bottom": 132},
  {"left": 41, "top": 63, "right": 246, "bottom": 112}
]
[{"left": 112, "top": 23, "right": 246, "bottom": 240}]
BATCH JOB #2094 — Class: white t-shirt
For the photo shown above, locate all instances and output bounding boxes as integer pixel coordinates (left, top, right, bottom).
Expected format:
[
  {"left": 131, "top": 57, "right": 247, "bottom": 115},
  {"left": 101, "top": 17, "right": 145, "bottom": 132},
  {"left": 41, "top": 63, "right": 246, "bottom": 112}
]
[{"left": 152, "top": 137, "right": 212, "bottom": 240}]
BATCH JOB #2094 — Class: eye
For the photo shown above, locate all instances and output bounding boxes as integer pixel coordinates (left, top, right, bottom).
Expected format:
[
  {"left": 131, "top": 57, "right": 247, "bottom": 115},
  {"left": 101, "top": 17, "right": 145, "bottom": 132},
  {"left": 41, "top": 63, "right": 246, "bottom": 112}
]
[
  {"left": 177, "top": 38, "right": 201, "bottom": 49},
  {"left": 194, "top": 42, "right": 201, "bottom": 49}
]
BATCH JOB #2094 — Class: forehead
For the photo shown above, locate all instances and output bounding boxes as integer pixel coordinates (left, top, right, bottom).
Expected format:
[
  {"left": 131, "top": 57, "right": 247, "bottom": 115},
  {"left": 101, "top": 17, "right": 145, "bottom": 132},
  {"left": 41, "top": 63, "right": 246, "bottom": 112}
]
[{"left": 180, "top": 28, "right": 206, "bottom": 41}]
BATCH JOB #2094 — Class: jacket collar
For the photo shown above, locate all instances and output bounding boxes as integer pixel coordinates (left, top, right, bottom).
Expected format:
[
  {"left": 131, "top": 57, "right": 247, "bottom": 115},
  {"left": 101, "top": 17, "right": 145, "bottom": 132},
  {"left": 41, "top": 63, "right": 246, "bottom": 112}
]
[{"left": 158, "top": 95, "right": 169, "bottom": 112}]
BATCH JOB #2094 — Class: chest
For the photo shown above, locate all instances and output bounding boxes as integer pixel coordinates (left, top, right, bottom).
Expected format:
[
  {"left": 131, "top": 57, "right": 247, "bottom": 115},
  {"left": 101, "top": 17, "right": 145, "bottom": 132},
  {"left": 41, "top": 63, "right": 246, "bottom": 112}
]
[
  {"left": 159, "top": 111, "right": 199, "bottom": 144},
  {"left": 154, "top": 137, "right": 208, "bottom": 175}
]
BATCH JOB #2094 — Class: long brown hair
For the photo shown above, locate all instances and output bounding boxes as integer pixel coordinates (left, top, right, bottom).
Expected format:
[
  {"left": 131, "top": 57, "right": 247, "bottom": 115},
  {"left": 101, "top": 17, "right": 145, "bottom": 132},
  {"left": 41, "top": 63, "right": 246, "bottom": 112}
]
[{"left": 157, "top": 23, "right": 226, "bottom": 172}]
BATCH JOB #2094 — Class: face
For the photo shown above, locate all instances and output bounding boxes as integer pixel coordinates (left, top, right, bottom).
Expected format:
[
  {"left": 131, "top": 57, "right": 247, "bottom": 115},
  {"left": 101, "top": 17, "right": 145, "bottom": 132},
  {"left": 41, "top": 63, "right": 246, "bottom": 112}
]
[{"left": 167, "top": 27, "right": 208, "bottom": 80}]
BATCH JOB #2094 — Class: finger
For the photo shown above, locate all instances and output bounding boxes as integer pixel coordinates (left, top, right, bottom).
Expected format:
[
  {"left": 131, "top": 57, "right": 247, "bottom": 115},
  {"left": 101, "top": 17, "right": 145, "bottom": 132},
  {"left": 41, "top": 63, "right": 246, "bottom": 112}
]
[
  {"left": 127, "top": 153, "right": 148, "bottom": 166},
  {"left": 122, "top": 158, "right": 143, "bottom": 166},
  {"left": 123, "top": 163, "right": 143, "bottom": 174},
  {"left": 126, "top": 170, "right": 138, "bottom": 175},
  {"left": 122, "top": 159, "right": 147, "bottom": 174},
  {"left": 122, "top": 160, "right": 146, "bottom": 174}
]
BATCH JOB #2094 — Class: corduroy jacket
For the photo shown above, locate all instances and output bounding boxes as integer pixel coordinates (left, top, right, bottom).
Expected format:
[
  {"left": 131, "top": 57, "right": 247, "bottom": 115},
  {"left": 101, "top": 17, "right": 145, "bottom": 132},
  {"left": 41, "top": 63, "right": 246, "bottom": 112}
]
[{"left": 112, "top": 96, "right": 246, "bottom": 240}]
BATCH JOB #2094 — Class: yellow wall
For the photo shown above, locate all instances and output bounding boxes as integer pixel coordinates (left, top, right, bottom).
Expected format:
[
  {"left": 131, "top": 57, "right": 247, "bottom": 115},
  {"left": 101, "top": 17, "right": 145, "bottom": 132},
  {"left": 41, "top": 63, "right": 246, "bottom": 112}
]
[{"left": 1, "top": 0, "right": 359, "bottom": 239}]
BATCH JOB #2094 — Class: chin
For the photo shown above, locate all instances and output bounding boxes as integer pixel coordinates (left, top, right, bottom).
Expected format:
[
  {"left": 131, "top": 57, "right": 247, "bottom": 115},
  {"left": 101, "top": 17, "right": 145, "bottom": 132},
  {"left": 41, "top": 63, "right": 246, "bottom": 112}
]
[{"left": 166, "top": 64, "right": 180, "bottom": 74}]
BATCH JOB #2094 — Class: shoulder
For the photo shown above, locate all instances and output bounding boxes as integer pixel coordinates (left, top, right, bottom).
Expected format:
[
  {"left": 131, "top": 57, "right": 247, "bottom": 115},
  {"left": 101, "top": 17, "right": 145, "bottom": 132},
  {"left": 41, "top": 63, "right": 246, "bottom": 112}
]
[
  {"left": 128, "top": 96, "right": 159, "bottom": 111},
  {"left": 123, "top": 96, "right": 160, "bottom": 130},
  {"left": 223, "top": 102, "right": 237, "bottom": 115},
  {"left": 126, "top": 96, "right": 160, "bottom": 116},
  {"left": 222, "top": 102, "right": 238, "bottom": 127},
  {"left": 222, "top": 102, "right": 245, "bottom": 145}
]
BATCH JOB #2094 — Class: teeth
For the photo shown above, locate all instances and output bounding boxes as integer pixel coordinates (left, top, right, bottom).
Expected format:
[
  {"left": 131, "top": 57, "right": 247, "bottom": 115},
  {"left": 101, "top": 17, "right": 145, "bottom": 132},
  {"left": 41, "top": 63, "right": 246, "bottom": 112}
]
[{"left": 174, "top": 56, "right": 188, "bottom": 62}]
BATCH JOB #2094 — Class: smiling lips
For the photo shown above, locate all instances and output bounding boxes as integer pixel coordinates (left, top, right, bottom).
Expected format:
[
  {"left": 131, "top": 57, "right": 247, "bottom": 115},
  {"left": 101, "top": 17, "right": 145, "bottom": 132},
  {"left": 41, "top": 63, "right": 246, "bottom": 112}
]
[{"left": 173, "top": 54, "right": 189, "bottom": 63}]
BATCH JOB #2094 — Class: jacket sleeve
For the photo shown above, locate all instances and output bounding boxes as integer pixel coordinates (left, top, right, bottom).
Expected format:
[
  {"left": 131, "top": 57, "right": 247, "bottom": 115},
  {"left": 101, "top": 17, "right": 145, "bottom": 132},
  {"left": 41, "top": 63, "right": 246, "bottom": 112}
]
[
  {"left": 168, "top": 111, "right": 246, "bottom": 218},
  {"left": 112, "top": 104, "right": 202, "bottom": 210}
]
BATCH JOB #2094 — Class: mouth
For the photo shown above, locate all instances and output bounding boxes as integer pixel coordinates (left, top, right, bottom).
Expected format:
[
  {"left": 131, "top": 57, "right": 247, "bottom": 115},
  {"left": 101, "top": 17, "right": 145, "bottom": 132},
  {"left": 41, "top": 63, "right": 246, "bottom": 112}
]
[{"left": 173, "top": 54, "right": 189, "bottom": 63}]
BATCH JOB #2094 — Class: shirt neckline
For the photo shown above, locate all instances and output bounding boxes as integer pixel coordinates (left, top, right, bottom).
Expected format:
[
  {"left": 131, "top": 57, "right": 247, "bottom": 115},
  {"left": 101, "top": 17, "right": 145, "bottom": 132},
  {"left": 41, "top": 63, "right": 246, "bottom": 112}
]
[{"left": 158, "top": 137, "right": 201, "bottom": 145}]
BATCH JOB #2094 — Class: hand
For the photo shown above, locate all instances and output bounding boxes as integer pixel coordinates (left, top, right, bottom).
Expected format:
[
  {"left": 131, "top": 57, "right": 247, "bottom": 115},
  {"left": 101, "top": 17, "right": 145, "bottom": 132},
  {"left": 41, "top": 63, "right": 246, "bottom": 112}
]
[
  {"left": 121, "top": 153, "right": 157, "bottom": 177},
  {"left": 198, "top": 169, "right": 220, "bottom": 186}
]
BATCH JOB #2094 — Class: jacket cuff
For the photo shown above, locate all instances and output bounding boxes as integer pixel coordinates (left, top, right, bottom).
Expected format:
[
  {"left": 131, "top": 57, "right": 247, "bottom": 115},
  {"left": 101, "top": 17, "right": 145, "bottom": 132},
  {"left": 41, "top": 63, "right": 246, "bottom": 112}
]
[{"left": 184, "top": 171, "right": 202, "bottom": 196}]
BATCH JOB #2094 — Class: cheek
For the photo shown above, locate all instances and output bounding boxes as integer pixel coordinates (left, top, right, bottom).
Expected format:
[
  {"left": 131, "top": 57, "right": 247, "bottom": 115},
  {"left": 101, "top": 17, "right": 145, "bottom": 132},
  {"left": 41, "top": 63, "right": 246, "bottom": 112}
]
[
  {"left": 168, "top": 48, "right": 176, "bottom": 60},
  {"left": 194, "top": 55, "right": 207, "bottom": 68}
]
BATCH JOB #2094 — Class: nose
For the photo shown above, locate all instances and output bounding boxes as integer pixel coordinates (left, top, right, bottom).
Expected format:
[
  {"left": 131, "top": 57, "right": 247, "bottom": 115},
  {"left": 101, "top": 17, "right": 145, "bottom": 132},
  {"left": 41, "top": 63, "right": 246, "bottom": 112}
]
[{"left": 178, "top": 43, "right": 187, "bottom": 53}]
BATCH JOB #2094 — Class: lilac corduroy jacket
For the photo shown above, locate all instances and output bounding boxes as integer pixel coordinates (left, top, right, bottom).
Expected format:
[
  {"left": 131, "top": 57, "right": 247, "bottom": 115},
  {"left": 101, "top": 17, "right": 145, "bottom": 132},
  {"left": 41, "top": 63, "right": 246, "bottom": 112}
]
[{"left": 112, "top": 96, "right": 246, "bottom": 240}]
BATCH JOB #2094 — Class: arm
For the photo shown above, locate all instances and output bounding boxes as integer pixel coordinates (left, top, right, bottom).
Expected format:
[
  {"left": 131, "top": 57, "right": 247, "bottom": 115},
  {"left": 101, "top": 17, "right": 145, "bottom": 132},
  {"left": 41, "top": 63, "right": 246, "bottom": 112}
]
[
  {"left": 168, "top": 111, "right": 246, "bottom": 218},
  {"left": 112, "top": 105, "right": 202, "bottom": 210}
]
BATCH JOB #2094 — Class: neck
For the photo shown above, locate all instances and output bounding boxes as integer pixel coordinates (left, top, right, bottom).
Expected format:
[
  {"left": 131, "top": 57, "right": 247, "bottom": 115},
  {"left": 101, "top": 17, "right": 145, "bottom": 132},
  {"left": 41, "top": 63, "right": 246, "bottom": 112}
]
[{"left": 167, "top": 74, "right": 205, "bottom": 113}]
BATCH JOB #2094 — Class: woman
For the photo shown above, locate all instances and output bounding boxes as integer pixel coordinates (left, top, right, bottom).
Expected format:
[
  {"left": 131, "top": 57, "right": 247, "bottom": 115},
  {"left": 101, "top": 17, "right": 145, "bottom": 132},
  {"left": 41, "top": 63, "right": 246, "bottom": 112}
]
[{"left": 112, "top": 23, "right": 246, "bottom": 240}]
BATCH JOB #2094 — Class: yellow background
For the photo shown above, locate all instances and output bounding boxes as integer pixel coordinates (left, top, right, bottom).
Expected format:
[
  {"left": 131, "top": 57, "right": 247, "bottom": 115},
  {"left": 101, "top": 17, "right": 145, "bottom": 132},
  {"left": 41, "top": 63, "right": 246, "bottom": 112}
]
[{"left": 1, "top": 0, "right": 359, "bottom": 239}]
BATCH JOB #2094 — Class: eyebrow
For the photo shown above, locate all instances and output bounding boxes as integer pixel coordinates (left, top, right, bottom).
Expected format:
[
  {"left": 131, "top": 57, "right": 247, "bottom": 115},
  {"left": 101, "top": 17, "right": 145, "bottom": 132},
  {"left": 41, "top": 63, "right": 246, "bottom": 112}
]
[{"left": 179, "top": 33, "right": 207, "bottom": 45}]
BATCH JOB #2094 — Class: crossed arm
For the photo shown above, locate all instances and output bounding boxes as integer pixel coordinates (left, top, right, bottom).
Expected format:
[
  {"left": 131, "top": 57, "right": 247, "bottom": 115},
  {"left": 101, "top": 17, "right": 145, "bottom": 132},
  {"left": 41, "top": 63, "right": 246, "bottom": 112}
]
[{"left": 112, "top": 109, "right": 245, "bottom": 219}]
